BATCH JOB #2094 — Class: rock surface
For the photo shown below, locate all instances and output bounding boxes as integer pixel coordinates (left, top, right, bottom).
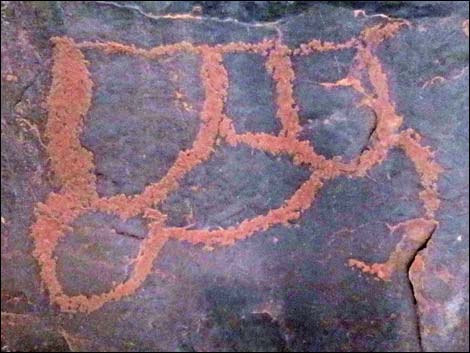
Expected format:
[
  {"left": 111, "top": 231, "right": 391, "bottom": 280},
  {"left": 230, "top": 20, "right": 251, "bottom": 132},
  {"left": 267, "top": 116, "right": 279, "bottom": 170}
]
[{"left": 1, "top": 1, "right": 468, "bottom": 352}]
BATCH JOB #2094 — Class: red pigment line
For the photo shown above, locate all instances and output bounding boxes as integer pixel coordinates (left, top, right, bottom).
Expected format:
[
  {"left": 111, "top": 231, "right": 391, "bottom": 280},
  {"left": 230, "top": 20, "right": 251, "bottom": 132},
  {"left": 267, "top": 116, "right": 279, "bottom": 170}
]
[
  {"left": 55, "top": 222, "right": 169, "bottom": 313},
  {"left": 93, "top": 46, "right": 227, "bottom": 219},
  {"left": 265, "top": 43, "right": 302, "bottom": 138},
  {"left": 398, "top": 130, "right": 443, "bottom": 218},
  {"left": 31, "top": 37, "right": 100, "bottom": 311},
  {"left": 77, "top": 39, "right": 276, "bottom": 57},
  {"left": 293, "top": 38, "right": 357, "bottom": 56},
  {"left": 34, "top": 194, "right": 170, "bottom": 313},
  {"left": 77, "top": 40, "right": 199, "bottom": 57},
  {"left": 354, "top": 20, "right": 409, "bottom": 145},
  {"left": 231, "top": 133, "right": 326, "bottom": 168},
  {"left": 171, "top": 171, "right": 325, "bottom": 246},
  {"left": 138, "top": 47, "right": 228, "bottom": 208},
  {"left": 31, "top": 42, "right": 231, "bottom": 313},
  {"left": 218, "top": 39, "right": 275, "bottom": 54},
  {"left": 336, "top": 21, "right": 443, "bottom": 282},
  {"left": 46, "top": 37, "right": 97, "bottom": 198},
  {"left": 319, "top": 20, "right": 409, "bottom": 175},
  {"left": 31, "top": 193, "right": 91, "bottom": 311},
  {"left": 219, "top": 116, "right": 328, "bottom": 169},
  {"left": 351, "top": 21, "right": 407, "bottom": 174},
  {"left": 348, "top": 218, "right": 437, "bottom": 281},
  {"left": 320, "top": 77, "right": 367, "bottom": 96}
]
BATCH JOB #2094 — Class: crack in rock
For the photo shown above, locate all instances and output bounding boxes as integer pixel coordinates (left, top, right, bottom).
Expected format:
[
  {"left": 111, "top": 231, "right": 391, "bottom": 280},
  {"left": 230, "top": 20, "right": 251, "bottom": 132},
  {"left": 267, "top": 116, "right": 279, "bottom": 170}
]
[{"left": 408, "top": 222, "right": 438, "bottom": 352}]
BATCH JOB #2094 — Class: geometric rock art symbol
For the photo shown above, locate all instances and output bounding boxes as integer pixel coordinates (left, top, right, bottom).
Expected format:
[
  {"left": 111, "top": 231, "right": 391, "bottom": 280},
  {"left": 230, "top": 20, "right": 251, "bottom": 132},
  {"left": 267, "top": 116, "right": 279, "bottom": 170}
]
[{"left": 31, "top": 18, "right": 443, "bottom": 313}]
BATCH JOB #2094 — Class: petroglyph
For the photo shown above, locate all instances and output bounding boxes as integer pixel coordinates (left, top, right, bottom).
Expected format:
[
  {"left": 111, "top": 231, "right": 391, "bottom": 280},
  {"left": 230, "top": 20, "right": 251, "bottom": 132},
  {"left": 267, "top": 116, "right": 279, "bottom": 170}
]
[{"left": 31, "top": 19, "right": 443, "bottom": 313}]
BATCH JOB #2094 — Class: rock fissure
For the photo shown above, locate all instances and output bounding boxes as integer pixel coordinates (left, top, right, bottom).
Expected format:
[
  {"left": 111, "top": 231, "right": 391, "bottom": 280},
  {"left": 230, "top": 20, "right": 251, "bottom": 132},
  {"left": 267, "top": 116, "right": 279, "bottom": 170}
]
[{"left": 408, "top": 222, "right": 438, "bottom": 352}]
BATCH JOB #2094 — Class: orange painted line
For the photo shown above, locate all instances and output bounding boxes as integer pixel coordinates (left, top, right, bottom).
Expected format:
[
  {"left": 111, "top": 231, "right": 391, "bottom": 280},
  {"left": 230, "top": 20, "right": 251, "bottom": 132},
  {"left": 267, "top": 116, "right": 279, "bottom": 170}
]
[
  {"left": 45, "top": 37, "right": 97, "bottom": 199},
  {"left": 76, "top": 39, "right": 276, "bottom": 56},
  {"left": 348, "top": 218, "right": 437, "bottom": 281},
  {"left": 398, "top": 129, "right": 443, "bottom": 218},
  {"left": 170, "top": 171, "right": 325, "bottom": 246},
  {"left": 93, "top": 47, "right": 226, "bottom": 219},
  {"left": 265, "top": 43, "right": 302, "bottom": 138},
  {"left": 292, "top": 37, "right": 357, "bottom": 56},
  {"left": 31, "top": 19, "right": 443, "bottom": 312}
]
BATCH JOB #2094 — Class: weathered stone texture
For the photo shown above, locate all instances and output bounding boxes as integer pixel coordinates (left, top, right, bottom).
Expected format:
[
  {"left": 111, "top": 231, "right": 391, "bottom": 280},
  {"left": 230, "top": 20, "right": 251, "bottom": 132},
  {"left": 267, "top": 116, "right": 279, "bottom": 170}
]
[{"left": 1, "top": 1, "right": 468, "bottom": 352}]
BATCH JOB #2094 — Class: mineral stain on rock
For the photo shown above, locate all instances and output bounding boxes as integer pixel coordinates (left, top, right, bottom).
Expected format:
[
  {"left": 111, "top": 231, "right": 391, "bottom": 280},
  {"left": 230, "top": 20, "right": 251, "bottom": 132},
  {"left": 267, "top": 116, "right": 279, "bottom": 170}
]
[{"left": 1, "top": 1, "right": 468, "bottom": 352}]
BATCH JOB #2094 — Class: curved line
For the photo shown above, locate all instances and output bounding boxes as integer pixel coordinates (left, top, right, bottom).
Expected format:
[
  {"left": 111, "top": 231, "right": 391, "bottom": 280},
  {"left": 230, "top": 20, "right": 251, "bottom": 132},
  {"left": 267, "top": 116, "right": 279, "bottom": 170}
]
[{"left": 93, "top": 48, "right": 227, "bottom": 219}]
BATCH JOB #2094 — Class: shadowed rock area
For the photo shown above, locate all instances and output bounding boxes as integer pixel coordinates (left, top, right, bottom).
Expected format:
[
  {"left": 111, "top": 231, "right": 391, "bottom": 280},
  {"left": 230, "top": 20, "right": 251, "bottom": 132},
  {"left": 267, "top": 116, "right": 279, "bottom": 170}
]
[{"left": 1, "top": 1, "right": 468, "bottom": 352}]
